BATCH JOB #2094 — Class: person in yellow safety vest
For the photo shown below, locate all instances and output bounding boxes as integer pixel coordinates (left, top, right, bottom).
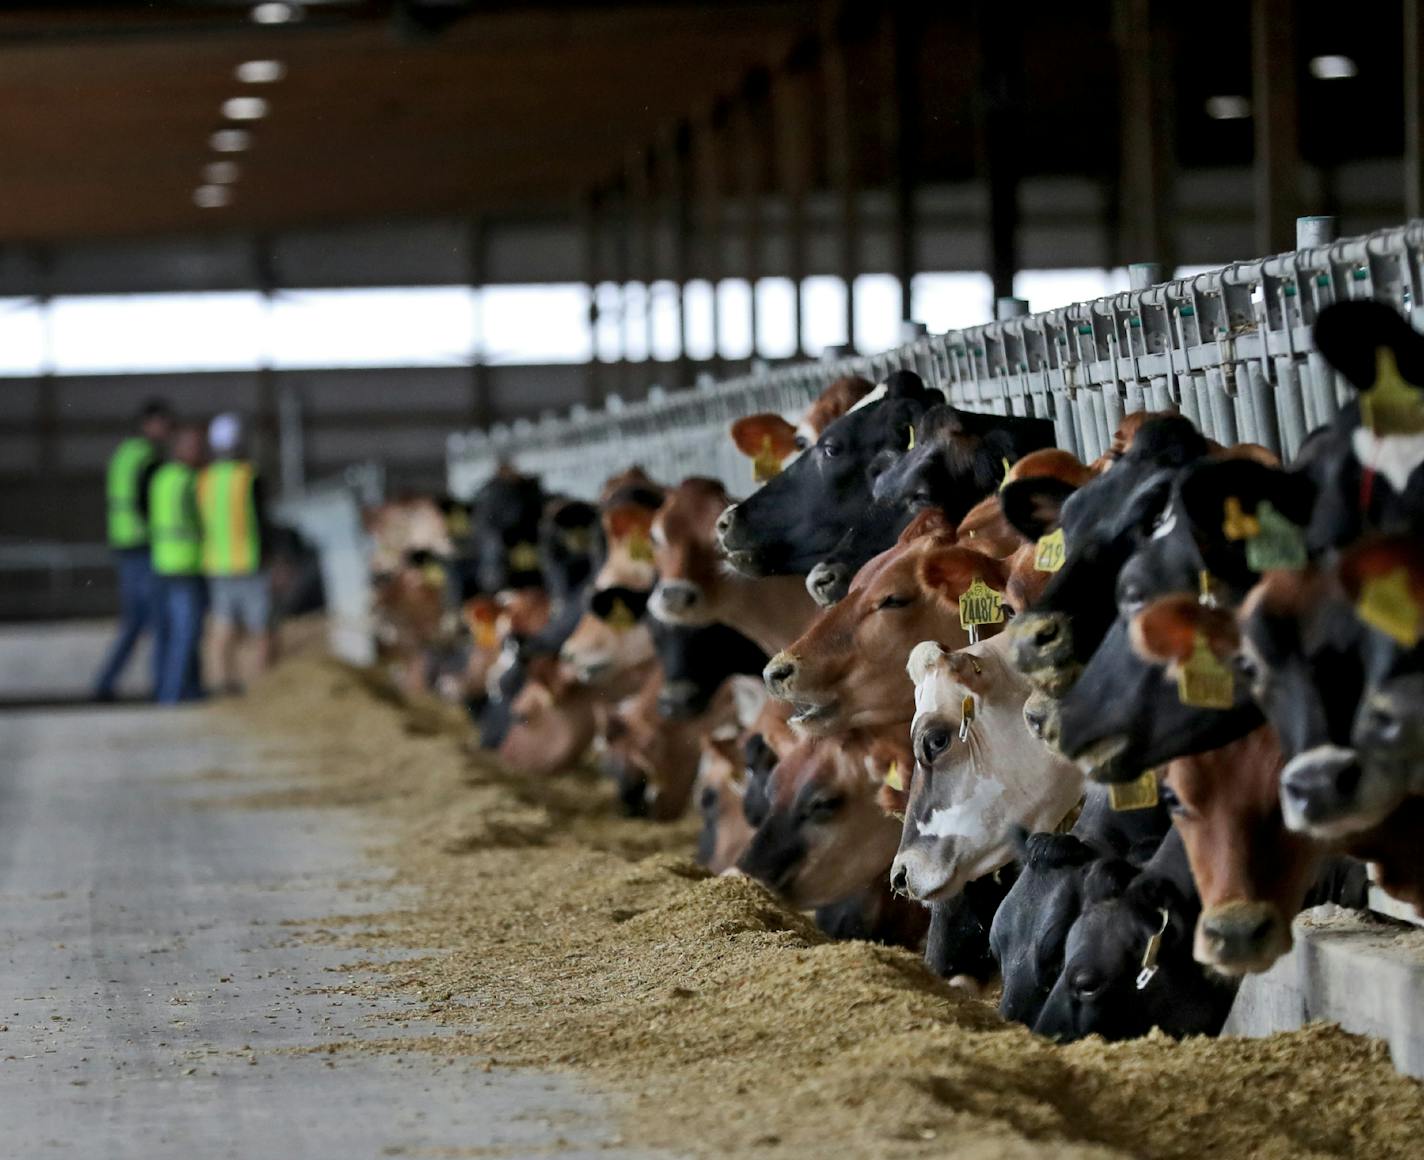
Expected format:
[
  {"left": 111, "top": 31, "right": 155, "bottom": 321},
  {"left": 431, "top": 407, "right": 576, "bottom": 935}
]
[
  {"left": 198, "top": 413, "right": 275, "bottom": 695},
  {"left": 149, "top": 424, "right": 209, "bottom": 705},
  {"left": 93, "top": 398, "right": 173, "bottom": 702}
]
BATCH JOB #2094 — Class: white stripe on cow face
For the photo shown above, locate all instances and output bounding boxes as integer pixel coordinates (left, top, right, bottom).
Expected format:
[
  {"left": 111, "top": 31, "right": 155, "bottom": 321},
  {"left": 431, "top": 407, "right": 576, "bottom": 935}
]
[
  {"left": 918, "top": 774, "right": 1006, "bottom": 842},
  {"left": 1351, "top": 428, "right": 1424, "bottom": 494}
]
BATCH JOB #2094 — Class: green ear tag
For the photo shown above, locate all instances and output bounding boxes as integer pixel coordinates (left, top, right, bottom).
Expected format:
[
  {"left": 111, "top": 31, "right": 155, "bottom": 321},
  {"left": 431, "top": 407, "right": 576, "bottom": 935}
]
[
  {"left": 958, "top": 577, "right": 1006, "bottom": 630},
  {"left": 1034, "top": 528, "right": 1066, "bottom": 573},
  {"left": 1109, "top": 768, "right": 1160, "bottom": 811},
  {"left": 1177, "top": 632, "right": 1235, "bottom": 709},
  {"left": 1356, "top": 566, "right": 1421, "bottom": 647},
  {"left": 606, "top": 599, "right": 637, "bottom": 632},
  {"left": 1245, "top": 501, "right": 1307, "bottom": 572}
]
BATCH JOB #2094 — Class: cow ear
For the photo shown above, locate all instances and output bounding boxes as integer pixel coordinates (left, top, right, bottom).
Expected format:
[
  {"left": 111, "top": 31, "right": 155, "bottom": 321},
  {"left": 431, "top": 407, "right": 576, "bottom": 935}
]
[
  {"left": 882, "top": 370, "right": 929, "bottom": 400},
  {"left": 897, "top": 507, "right": 957, "bottom": 544},
  {"left": 1000, "top": 477, "right": 1077, "bottom": 541},
  {"left": 1081, "top": 858, "right": 1137, "bottom": 904},
  {"left": 728, "top": 674, "right": 769, "bottom": 730},
  {"left": 605, "top": 503, "right": 656, "bottom": 544},
  {"left": 730, "top": 413, "right": 799, "bottom": 461},
  {"left": 1005, "top": 448, "right": 1093, "bottom": 489},
  {"left": 916, "top": 545, "right": 1009, "bottom": 605},
  {"left": 1336, "top": 537, "right": 1424, "bottom": 647},
  {"left": 1178, "top": 459, "right": 1317, "bottom": 543},
  {"left": 1314, "top": 300, "right": 1424, "bottom": 394},
  {"left": 1129, "top": 594, "right": 1240, "bottom": 668}
]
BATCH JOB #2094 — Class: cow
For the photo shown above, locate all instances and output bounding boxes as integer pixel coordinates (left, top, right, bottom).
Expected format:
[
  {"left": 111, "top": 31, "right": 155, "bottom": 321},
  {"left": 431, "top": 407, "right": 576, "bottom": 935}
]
[
  {"left": 646, "top": 477, "right": 819, "bottom": 654},
  {"left": 762, "top": 518, "right": 1009, "bottom": 734},
  {"left": 1033, "top": 829, "right": 1238, "bottom": 1042},
  {"left": 468, "top": 467, "right": 546, "bottom": 595},
  {"left": 1001, "top": 413, "right": 1211, "bottom": 695},
  {"left": 497, "top": 654, "right": 602, "bottom": 777},
  {"left": 716, "top": 370, "right": 944, "bottom": 578},
  {"left": 694, "top": 729, "right": 757, "bottom": 873},
  {"left": 559, "top": 585, "right": 657, "bottom": 694},
  {"left": 888, "top": 636, "right": 1085, "bottom": 903},
  {"left": 366, "top": 495, "right": 454, "bottom": 577},
  {"left": 370, "top": 547, "right": 453, "bottom": 695}
]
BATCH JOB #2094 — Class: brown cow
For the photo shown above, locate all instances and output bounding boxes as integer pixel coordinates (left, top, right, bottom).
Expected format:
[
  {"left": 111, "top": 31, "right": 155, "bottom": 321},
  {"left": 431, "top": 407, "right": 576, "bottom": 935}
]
[
  {"left": 762, "top": 520, "right": 1009, "bottom": 735},
  {"left": 647, "top": 477, "right": 818, "bottom": 654},
  {"left": 497, "top": 654, "right": 610, "bottom": 776}
]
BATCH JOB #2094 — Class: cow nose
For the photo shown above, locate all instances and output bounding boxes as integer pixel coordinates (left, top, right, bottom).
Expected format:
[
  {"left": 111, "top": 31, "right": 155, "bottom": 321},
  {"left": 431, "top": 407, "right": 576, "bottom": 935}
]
[
  {"left": 889, "top": 861, "right": 910, "bottom": 898},
  {"left": 1007, "top": 612, "right": 1074, "bottom": 684},
  {"left": 1022, "top": 691, "right": 1061, "bottom": 750},
  {"left": 763, "top": 652, "right": 798, "bottom": 696},
  {"left": 1279, "top": 747, "right": 1362, "bottom": 831},
  {"left": 1196, "top": 903, "right": 1286, "bottom": 973},
  {"left": 805, "top": 561, "right": 851, "bottom": 607},
  {"left": 655, "top": 581, "right": 700, "bottom": 615}
]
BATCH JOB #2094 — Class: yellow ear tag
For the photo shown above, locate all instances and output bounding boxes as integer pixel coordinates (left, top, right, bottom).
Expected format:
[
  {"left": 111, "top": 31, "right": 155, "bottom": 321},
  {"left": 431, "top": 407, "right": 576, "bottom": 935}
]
[
  {"left": 606, "top": 598, "right": 638, "bottom": 632},
  {"left": 1034, "top": 527, "right": 1066, "bottom": 573},
  {"left": 959, "top": 577, "right": 1006, "bottom": 630},
  {"left": 507, "top": 541, "right": 541, "bottom": 572},
  {"left": 1109, "top": 768, "right": 1160, "bottom": 811},
  {"left": 560, "top": 527, "right": 592, "bottom": 554},
  {"left": 998, "top": 457, "right": 1013, "bottom": 492},
  {"left": 906, "top": 425, "right": 917, "bottom": 451},
  {"left": 752, "top": 435, "right": 784, "bottom": 484},
  {"left": 446, "top": 508, "right": 471, "bottom": 537},
  {"left": 421, "top": 562, "right": 446, "bottom": 589},
  {"left": 475, "top": 621, "right": 499, "bottom": 651},
  {"left": 1198, "top": 570, "right": 1219, "bottom": 609},
  {"left": 1221, "top": 496, "right": 1261, "bottom": 542},
  {"left": 625, "top": 529, "right": 654, "bottom": 564},
  {"left": 883, "top": 760, "right": 904, "bottom": 792},
  {"left": 1177, "top": 632, "right": 1235, "bottom": 709},
  {"left": 1245, "top": 501, "right": 1308, "bottom": 572},
  {"left": 959, "top": 694, "right": 976, "bottom": 742},
  {"left": 1356, "top": 566, "right": 1421, "bottom": 647},
  {"left": 1361, "top": 348, "right": 1424, "bottom": 436}
]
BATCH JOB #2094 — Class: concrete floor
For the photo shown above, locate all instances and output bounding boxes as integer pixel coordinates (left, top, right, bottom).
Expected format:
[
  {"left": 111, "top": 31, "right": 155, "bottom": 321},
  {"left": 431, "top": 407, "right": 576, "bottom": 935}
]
[{"left": 0, "top": 705, "right": 659, "bottom": 1160}]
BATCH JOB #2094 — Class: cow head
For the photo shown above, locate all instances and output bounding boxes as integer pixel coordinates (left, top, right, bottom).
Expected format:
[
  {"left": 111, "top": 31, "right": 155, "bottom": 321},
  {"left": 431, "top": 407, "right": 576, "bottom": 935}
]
[
  {"left": 716, "top": 371, "right": 941, "bottom": 577},
  {"left": 1157, "top": 727, "right": 1319, "bottom": 975},
  {"left": 647, "top": 477, "right": 737, "bottom": 626},
  {"left": 762, "top": 525, "right": 1004, "bottom": 734},
  {"left": 1003, "top": 415, "right": 1207, "bottom": 693},
  {"left": 890, "top": 637, "right": 1085, "bottom": 902},
  {"left": 538, "top": 499, "right": 601, "bottom": 600},
  {"left": 559, "top": 586, "right": 654, "bottom": 686},
  {"left": 497, "top": 657, "right": 598, "bottom": 776},
  {"left": 652, "top": 618, "right": 766, "bottom": 720},
  {"left": 694, "top": 731, "right": 756, "bottom": 874},
  {"left": 735, "top": 736, "right": 902, "bottom": 909},
  {"left": 470, "top": 469, "right": 546, "bottom": 594}
]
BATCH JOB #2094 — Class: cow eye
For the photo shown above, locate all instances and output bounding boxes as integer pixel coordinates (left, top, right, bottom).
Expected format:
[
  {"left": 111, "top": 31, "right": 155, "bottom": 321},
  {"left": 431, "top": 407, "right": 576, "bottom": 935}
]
[
  {"left": 1119, "top": 583, "right": 1146, "bottom": 613},
  {"left": 1233, "top": 654, "right": 1258, "bottom": 681},
  {"left": 820, "top": 440, "right": 841, "bottom": 459},
  {"left": 877, "top": 594, "right": 914, "bottom": 611},
  {"left": 1158, "top": 783, "right": 1186, "bottom": 816},
  {"left": 918, "top": 726, "right": 952, "bottom": 767},
  {"left": 1069, "top": 968, "right": 1106, "bottom": 1000},
  {"left": 700, "top": 787, "right": 718, "bottom": 813},
  {"left": 805, "top": 794, "right": 843, "bottom": 821},
  {"left": 794, "top": 434, "right": 809, "bottom": 451}
]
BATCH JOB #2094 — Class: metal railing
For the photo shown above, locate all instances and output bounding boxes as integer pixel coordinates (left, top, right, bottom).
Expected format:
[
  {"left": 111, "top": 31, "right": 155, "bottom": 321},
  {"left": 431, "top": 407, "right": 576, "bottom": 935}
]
[{"left": 447, "top": 220, "right": 1424, "bottom": 499}]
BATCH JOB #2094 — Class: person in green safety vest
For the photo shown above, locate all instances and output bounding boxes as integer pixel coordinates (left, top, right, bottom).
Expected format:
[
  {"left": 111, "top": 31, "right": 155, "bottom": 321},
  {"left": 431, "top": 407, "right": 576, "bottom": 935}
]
[
  {"left": 92, "top": 398, "right": 173, "bottom": 702},
  {"left": 198, "top": 413, "right": 275, "bottom": 695},
  {"left": 149, "top": 424, "right": 209, "bottom": 705}
]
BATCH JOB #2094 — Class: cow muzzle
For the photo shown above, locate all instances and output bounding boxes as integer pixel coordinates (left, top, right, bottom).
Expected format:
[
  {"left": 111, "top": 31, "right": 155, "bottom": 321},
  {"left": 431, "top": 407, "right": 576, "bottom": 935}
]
[
  {"left": 805, "top": 561, "right": 852, "bottom": 607},
  {"left": 1022, "top": 690, "right": 1062, "bottom": 751},
  {"left": 715, "top": 504, "right": 766, "bottom": 576},
  {"left": 762, "top": 652, "right": 838, "bottom": 727},
  {"left": 1007, "top": 612, "right": 1077, "bottom": 692},
  {"left": 649, "top": 580, "right": 706, "bottom": 623},
  {"left": 1195, "top": 901, "right": 1290, "bottom": 975},
  {"left": 889, "top": 847, "right": 958, "bottom": 903},
  {"left": 1279, "top": 745, "right": 1379, "bottom": 838}
]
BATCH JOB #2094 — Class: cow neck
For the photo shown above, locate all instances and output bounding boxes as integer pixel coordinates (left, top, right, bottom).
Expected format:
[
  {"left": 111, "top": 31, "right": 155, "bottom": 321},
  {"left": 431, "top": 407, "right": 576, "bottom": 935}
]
[{"left": 718, "top": 572, "right": 820, "bottom": 655}]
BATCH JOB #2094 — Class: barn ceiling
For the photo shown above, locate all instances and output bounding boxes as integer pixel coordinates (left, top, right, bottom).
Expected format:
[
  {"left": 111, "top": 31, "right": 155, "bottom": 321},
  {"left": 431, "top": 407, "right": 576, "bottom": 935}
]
[{"left": 0, "top": 1, "right": 817, "bottom": 242}]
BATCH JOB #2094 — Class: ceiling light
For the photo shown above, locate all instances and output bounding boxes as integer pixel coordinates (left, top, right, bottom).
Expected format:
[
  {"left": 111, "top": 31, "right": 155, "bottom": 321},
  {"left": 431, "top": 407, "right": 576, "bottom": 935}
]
[
  {"left": 194, "top": 185, "right": 232, "bottom": 209},
  {"left": 236, "top": 59, "right": 286, "bottom": 84},
  {"left": 222, "top": 96, "right": 269, "bottom": 121},
  {"left": 1310, "top": 55, "right": 1358, "bottom": 80},
  {"left": 203, "top": 160, "right": 241, "bottom": 185},
  {"left": 210, "top": 128, "right": 253, "bottom": 152},
  {"left": 1205, "top": 95, "right": 1251, "bottom": 120},
  {"left": 251, "top": 3, "right": 302, "bottom": 24}
]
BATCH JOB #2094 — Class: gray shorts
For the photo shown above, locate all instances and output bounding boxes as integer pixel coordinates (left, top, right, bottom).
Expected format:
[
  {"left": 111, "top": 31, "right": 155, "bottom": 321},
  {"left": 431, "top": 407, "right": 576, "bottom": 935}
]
[{"left": 209, "top": 572, "right": 273, "bottom": 633}]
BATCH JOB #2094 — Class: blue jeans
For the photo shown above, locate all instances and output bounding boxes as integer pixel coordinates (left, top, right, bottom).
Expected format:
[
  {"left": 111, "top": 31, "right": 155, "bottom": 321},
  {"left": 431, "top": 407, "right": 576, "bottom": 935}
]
[
  {"left": 94, "top": 549, "right": 160, "bottom": 699},
  {"left": 153, "top": 575, "right": 207, "bottom": 705}
]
